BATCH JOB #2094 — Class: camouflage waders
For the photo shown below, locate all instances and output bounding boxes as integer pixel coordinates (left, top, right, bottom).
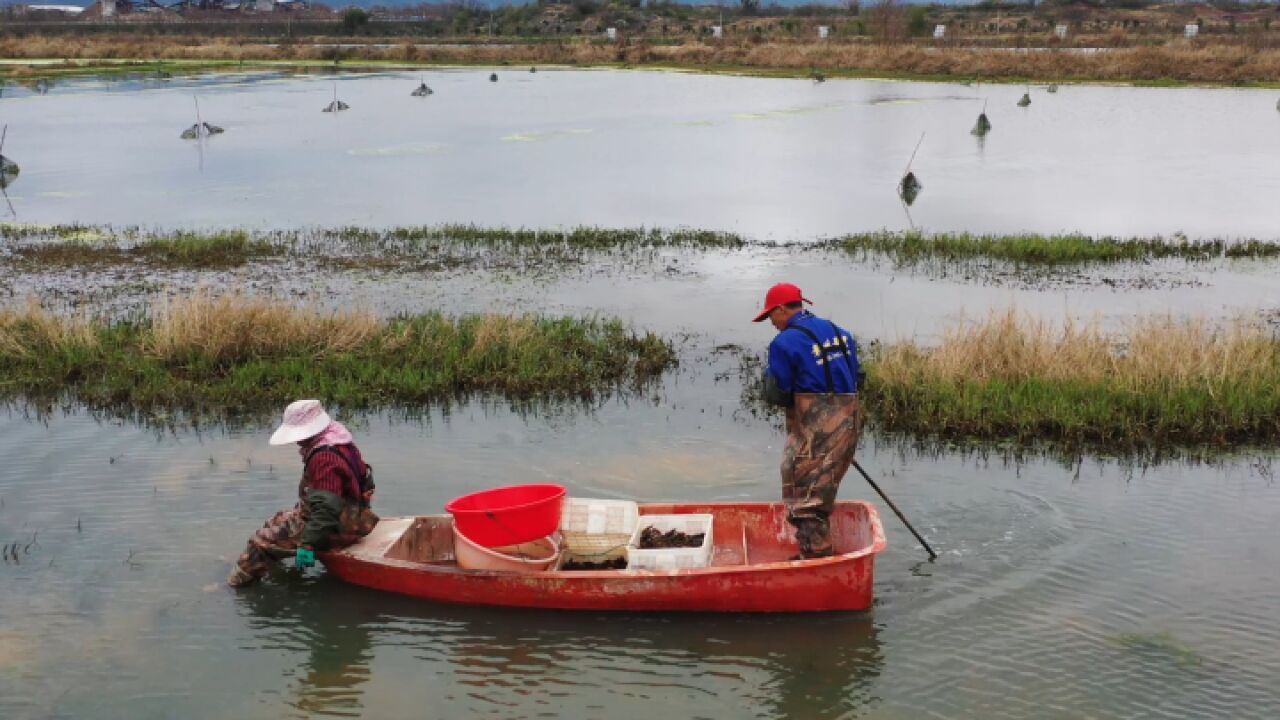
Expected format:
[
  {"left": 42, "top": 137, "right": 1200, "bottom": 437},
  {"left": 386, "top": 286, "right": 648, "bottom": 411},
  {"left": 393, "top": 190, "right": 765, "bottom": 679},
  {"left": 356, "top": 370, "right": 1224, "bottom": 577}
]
[
  {"left": 228, "top": 502, "right": 379, "bottom": 587},
  {"left": 782, "top": 393, "right": 861, "bottom": 558}
]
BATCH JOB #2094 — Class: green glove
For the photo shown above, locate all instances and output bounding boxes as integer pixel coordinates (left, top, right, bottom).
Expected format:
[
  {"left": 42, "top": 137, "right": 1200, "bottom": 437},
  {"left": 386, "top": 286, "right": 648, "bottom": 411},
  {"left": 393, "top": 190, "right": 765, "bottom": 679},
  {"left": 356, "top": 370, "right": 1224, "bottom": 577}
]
[{"left": 295, "top": 547, "right": 316, "bottom": 568}]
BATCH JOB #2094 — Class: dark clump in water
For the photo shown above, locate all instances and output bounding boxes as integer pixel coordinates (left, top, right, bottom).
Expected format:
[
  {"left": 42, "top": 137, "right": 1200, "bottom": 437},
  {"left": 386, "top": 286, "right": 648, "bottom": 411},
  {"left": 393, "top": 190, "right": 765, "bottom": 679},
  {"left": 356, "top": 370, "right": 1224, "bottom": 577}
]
[
  {"left": 898, "top": 171, "right": 922, "bottom": 206},
  {"left": 180, "top": 122, "right": 224, "bottom": 140},
  {"left": 638, "top": 526, "right": 704, "bottom": 549},
  {"left": 1018, "top": 93, "right": 1032, "bottom": 107},
  {"left": 490, "top": 73, "right": 498, "bottom": 83},
  {"left": 1047, "top": 84, "right": 1059, "bottom": 94},
  {"left": 561, "top": 557, "right": 627, "bottom": 571},
  {"left": 0, "top": 155, "right": 18, "bottom": 188},
  {"left": 972, "top": 112, "right": 992, "bottom": 136},
  {"left": 411, "top": 82, "right": 433, "bottom": 97},
  {"left": 530, "top": 66, "right": 537, "bottom": 73},
  {"left": 323, "top": 100, "right": 350, "bottom": 113}
]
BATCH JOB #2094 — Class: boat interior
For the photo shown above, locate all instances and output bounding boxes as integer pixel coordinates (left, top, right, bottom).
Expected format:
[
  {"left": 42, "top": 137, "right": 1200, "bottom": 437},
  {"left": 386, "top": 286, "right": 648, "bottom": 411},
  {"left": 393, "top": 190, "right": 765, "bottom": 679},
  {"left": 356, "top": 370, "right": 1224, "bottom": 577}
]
[{"left": 377, "top": 502, "right": 880, "bottom": 571}]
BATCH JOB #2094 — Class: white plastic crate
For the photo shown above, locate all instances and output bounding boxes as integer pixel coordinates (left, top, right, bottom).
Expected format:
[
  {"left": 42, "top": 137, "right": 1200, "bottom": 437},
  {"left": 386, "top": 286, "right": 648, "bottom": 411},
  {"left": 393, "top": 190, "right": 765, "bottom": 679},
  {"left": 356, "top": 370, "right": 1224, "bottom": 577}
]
[
  {"left": 559, "top": 498, "right": 638, "bottom": 565},
  {"left": 628, "top": 514, "right": 714, "bottom": 570}
]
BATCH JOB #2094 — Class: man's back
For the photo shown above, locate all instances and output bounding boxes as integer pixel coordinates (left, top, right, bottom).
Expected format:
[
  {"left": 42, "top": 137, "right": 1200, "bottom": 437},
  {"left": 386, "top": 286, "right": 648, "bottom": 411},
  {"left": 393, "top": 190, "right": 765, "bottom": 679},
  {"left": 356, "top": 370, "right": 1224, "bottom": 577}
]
[{"left": 767, "top": 311, "right": 859, "bottom": 395}]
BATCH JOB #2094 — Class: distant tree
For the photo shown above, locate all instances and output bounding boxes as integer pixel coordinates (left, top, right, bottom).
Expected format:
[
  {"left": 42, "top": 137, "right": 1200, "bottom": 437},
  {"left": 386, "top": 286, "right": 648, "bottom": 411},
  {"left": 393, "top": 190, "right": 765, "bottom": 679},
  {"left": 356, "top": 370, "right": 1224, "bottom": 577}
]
[
  {"left": 740, "top": 0, "right": 760, "bottom": 15},
  {"left": 342, "top": 7, "right": 370, "bottom": 34},
  {"left": 868, "top": 0, "right": 906, "bottom": 41},
  {"left": 907, "top": 5, "right": 928, "bottom": 36}
]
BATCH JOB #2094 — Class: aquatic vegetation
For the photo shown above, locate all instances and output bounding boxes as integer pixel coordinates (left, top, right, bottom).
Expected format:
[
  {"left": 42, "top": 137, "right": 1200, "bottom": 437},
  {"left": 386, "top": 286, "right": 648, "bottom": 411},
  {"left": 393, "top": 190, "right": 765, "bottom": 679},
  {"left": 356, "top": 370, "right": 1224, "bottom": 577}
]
[
  {"left": 1017, "top": 92, "right": 1031, "bottom": 107},
  {"left": 865, "top": 310, "right": 1280, "bottom": 447},
  {"left": 836, "top": 231, "right": 1280, "bottom": 266},
  {"left": 0, "top": 292, "right": 677, "bottom": 414},
  {"left": 6, "top": 229, "right": 276, "bottom": 269},
  {"left": 411, "top": 81, "right": 433, "bottom": 97},
  {"left": 0, "top": 224, "right": 750, "bottom": 272},
  {"left": 1112, "top": 631, "right": 1205, "bottom": 670}
]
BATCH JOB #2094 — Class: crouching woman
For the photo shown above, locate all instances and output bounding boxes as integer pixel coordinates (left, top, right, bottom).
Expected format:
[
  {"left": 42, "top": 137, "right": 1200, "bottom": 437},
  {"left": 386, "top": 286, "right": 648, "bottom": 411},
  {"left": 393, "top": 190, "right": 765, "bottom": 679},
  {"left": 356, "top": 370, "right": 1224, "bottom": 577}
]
[{"left": 228, "top": 399, "right": 379, "bottom": 588}]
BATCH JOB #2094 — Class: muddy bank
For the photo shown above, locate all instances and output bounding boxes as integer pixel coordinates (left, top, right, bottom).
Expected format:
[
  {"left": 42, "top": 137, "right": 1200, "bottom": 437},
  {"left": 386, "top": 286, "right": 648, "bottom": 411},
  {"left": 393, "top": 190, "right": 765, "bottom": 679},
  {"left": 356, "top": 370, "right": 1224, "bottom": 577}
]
[{"left": 5, "top": 40, "right": 1280, "bottom": 85}]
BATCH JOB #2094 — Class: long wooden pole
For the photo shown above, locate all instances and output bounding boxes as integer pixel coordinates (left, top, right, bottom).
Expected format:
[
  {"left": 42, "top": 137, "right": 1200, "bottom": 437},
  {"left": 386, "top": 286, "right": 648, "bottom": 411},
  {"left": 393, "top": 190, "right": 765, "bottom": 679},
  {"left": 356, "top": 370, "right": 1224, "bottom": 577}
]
[{"left": 852, "top": 459, "right": 938, "bottom": 560}]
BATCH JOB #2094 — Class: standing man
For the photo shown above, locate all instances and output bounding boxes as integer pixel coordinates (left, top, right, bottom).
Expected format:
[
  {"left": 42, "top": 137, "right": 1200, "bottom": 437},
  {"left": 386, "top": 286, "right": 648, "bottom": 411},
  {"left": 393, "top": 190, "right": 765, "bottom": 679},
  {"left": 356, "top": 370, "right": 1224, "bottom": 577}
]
[
  {"left": 227, "top": 399, "right": 379, "bottom": 588},
  {"left": 754, "top": 283, "right": 862, "bottom": 559}
]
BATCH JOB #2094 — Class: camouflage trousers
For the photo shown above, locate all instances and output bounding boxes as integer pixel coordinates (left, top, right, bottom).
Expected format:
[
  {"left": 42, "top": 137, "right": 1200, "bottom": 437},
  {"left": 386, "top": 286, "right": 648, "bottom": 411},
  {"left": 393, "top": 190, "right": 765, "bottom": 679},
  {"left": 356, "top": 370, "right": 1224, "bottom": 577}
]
[
  {"left": 781, "top": 393, "right": 862, "bottom": 558},
  {"left": 228, "top": 503, "right": 379, "bottom": 587}
]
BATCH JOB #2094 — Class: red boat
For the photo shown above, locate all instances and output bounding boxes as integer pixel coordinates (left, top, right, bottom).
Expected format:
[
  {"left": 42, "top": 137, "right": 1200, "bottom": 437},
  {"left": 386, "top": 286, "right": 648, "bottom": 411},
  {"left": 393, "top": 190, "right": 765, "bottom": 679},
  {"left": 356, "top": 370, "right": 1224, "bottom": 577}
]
[{"left": 321, "top": 501, "right": 887, "bottom": 613}]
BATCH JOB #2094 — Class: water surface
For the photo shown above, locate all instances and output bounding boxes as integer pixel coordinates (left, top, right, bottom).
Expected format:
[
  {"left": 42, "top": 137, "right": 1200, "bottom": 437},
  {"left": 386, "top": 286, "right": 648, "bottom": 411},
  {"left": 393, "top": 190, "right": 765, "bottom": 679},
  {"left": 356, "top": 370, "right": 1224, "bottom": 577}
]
[
  {"left": 2, "top": 68, "right": 1280, "bottom": 720},
  {"left": 3, "top": 69, "right": 1280, "bottom": 238}
]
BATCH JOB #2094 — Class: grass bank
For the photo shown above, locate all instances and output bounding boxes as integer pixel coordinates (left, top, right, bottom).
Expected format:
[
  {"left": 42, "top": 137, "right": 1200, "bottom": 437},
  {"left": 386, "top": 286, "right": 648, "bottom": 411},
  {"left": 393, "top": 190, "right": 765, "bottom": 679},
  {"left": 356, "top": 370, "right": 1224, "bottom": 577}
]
[
  {"left": 5, "top": 38, "right": 1280, "bottom": 85},
  {"left": 837, "top": 231, "right": 1280, "bottom": 266},
  {"left": 864, "top": 311, "right": 1280, "bottom": 448},
  {"left": 0, "top": 293, "right": 676, "bottom": 415}
]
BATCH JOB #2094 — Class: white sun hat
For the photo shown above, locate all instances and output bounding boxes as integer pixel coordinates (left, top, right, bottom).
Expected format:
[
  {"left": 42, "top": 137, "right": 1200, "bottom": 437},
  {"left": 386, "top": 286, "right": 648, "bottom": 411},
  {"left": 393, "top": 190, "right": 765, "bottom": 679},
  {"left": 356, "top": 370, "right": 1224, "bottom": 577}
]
[{"left": 269, "top": 399, "right": 332, "bottom": 446}]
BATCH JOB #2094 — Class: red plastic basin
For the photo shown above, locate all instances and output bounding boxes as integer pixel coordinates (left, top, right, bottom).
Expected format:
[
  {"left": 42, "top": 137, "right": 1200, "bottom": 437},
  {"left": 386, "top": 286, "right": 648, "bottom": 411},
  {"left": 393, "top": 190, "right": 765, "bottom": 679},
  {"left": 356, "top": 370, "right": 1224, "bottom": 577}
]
[{"left": 445, "top": 483, "right": 566, "bottom": 548}]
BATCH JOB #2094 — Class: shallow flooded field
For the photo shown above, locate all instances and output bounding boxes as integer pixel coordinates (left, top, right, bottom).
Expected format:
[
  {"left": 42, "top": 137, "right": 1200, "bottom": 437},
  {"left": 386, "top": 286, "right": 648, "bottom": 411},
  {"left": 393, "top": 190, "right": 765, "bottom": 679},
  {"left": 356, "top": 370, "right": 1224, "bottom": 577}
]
[
  {"left": 2, "top": 69, "right": 1280, "bottom": 238},
  {"left": 2, "top": 398, "right": 1279, "bottom": 719},
  {"left": 2, "top": 68, "right": 1280, "bottom": 719}
]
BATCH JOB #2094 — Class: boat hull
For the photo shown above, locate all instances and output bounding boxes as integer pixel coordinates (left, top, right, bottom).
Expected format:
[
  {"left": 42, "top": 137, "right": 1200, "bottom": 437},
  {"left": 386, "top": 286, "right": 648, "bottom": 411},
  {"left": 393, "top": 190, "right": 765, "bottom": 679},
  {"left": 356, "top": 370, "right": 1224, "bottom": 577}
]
[{"left": 322, "top": 501, "right": 886, "bottom": 613}]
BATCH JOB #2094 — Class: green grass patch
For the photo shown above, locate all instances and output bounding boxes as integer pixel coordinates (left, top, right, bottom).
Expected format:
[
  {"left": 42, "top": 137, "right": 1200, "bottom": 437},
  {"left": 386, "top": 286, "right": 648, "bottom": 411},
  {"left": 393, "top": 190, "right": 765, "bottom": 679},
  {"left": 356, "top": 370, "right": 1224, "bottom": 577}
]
[
  {"left": 1, "top": 223, "right": 746, "bottom": 272},
  {"left": 862, "top": 311, "right": 1280, "bottom": 449},
  {"left": 0, "top": 294, "right": 676, "bottom": 417},
  {"left": 836, "top": 231, "right": 1280, "bottom": 266},
  {"left": 6, "top": 227, "right": 278, "bottom": 269}
]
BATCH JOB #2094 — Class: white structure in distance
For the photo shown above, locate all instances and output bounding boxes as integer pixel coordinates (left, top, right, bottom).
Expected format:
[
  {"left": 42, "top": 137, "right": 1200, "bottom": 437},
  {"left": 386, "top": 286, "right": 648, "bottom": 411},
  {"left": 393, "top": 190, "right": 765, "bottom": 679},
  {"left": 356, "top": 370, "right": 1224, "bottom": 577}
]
[
  {"left": 1055, "top": 24, "right": 1068, "bottom": 39},
  {"left": 933, "top": 24, "right": 945, "bottom": 39},
  {"left": 818, "top": 25, "right": 829, "bottom": 39},
  {"left": 1184, "top": 23, "right": 1199, "bottom": 38},
  {"left": 606, "top": 27, "right": 618, "bottom": 41}
]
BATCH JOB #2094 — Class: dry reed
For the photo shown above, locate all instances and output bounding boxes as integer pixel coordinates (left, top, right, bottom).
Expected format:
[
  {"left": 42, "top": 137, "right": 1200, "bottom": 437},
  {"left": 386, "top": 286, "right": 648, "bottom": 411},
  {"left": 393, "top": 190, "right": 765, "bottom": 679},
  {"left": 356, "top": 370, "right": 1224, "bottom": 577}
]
[
  {"left": 6, "top": 37, "right": 1280, "bottom": 84},
  {"left": 0, "top": 293, "right": 676, "bottom": 414},
  {"left": 145, "top": 291, "right": 382, "bottom": 363},
  {"left": 0, "top": 300, "right": 98, "bottom": 360},
  {"left": 867, "top": 310, "right": 1280, "bottom": 446}
]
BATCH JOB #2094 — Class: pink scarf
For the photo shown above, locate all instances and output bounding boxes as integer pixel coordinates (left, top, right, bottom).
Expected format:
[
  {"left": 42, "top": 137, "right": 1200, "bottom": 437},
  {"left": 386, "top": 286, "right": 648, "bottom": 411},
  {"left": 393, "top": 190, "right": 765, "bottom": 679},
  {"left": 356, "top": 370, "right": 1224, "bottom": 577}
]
[{"left": 300, "top": 421, "right": 354, "bottom": 458}]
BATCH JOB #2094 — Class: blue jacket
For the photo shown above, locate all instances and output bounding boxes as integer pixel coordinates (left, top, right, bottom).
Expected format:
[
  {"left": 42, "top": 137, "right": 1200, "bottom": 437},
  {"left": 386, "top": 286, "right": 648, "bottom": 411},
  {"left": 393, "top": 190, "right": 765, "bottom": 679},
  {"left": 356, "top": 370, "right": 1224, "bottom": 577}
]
[{"left": 766, "top": 311, "right": 860, "bottom": 394}]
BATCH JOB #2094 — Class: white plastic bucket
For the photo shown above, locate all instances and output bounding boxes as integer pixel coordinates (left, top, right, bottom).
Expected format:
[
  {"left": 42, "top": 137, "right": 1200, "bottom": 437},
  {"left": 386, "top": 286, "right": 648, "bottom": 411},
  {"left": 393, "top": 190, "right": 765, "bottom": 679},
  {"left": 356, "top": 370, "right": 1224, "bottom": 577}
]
[{"left": 452, "top": 522, "right": 560, "bottom": 573}]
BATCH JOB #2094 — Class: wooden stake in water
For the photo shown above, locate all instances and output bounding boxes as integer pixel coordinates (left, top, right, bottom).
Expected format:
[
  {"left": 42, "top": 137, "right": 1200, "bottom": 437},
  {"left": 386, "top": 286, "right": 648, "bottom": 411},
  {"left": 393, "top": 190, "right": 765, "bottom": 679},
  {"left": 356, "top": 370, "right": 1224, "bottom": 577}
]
[{"left": 902, "top": 132, "right": 925, "bottom": 177}]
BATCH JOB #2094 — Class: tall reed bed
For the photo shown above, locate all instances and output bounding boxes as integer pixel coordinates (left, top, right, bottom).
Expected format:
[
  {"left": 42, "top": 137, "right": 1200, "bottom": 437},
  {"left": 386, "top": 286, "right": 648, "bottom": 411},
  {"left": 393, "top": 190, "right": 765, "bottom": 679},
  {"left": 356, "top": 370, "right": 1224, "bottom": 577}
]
[
  {"left": 0, "top": 293, "right": 676, "bottom": 413},
  {"left": 866, "top": 310, "right": 1280, "bottom": 447}
]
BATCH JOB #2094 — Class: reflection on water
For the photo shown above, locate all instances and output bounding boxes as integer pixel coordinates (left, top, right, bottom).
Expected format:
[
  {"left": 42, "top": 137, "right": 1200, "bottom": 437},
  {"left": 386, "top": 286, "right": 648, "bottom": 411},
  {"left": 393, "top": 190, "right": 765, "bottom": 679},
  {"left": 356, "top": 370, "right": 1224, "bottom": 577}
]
[
  {"left": 2, "top": 69, "right": 1279, "bottom": 238},
  {"left": 236, "top": 577, "right": 883, "bottom": 720}
]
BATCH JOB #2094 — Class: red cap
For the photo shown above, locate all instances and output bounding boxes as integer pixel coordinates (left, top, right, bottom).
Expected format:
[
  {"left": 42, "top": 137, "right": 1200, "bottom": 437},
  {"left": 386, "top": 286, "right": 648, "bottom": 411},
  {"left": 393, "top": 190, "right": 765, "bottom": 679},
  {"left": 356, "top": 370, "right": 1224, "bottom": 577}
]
[{"left": 752, "top": 283, "right": 812, "bottom": 322}]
